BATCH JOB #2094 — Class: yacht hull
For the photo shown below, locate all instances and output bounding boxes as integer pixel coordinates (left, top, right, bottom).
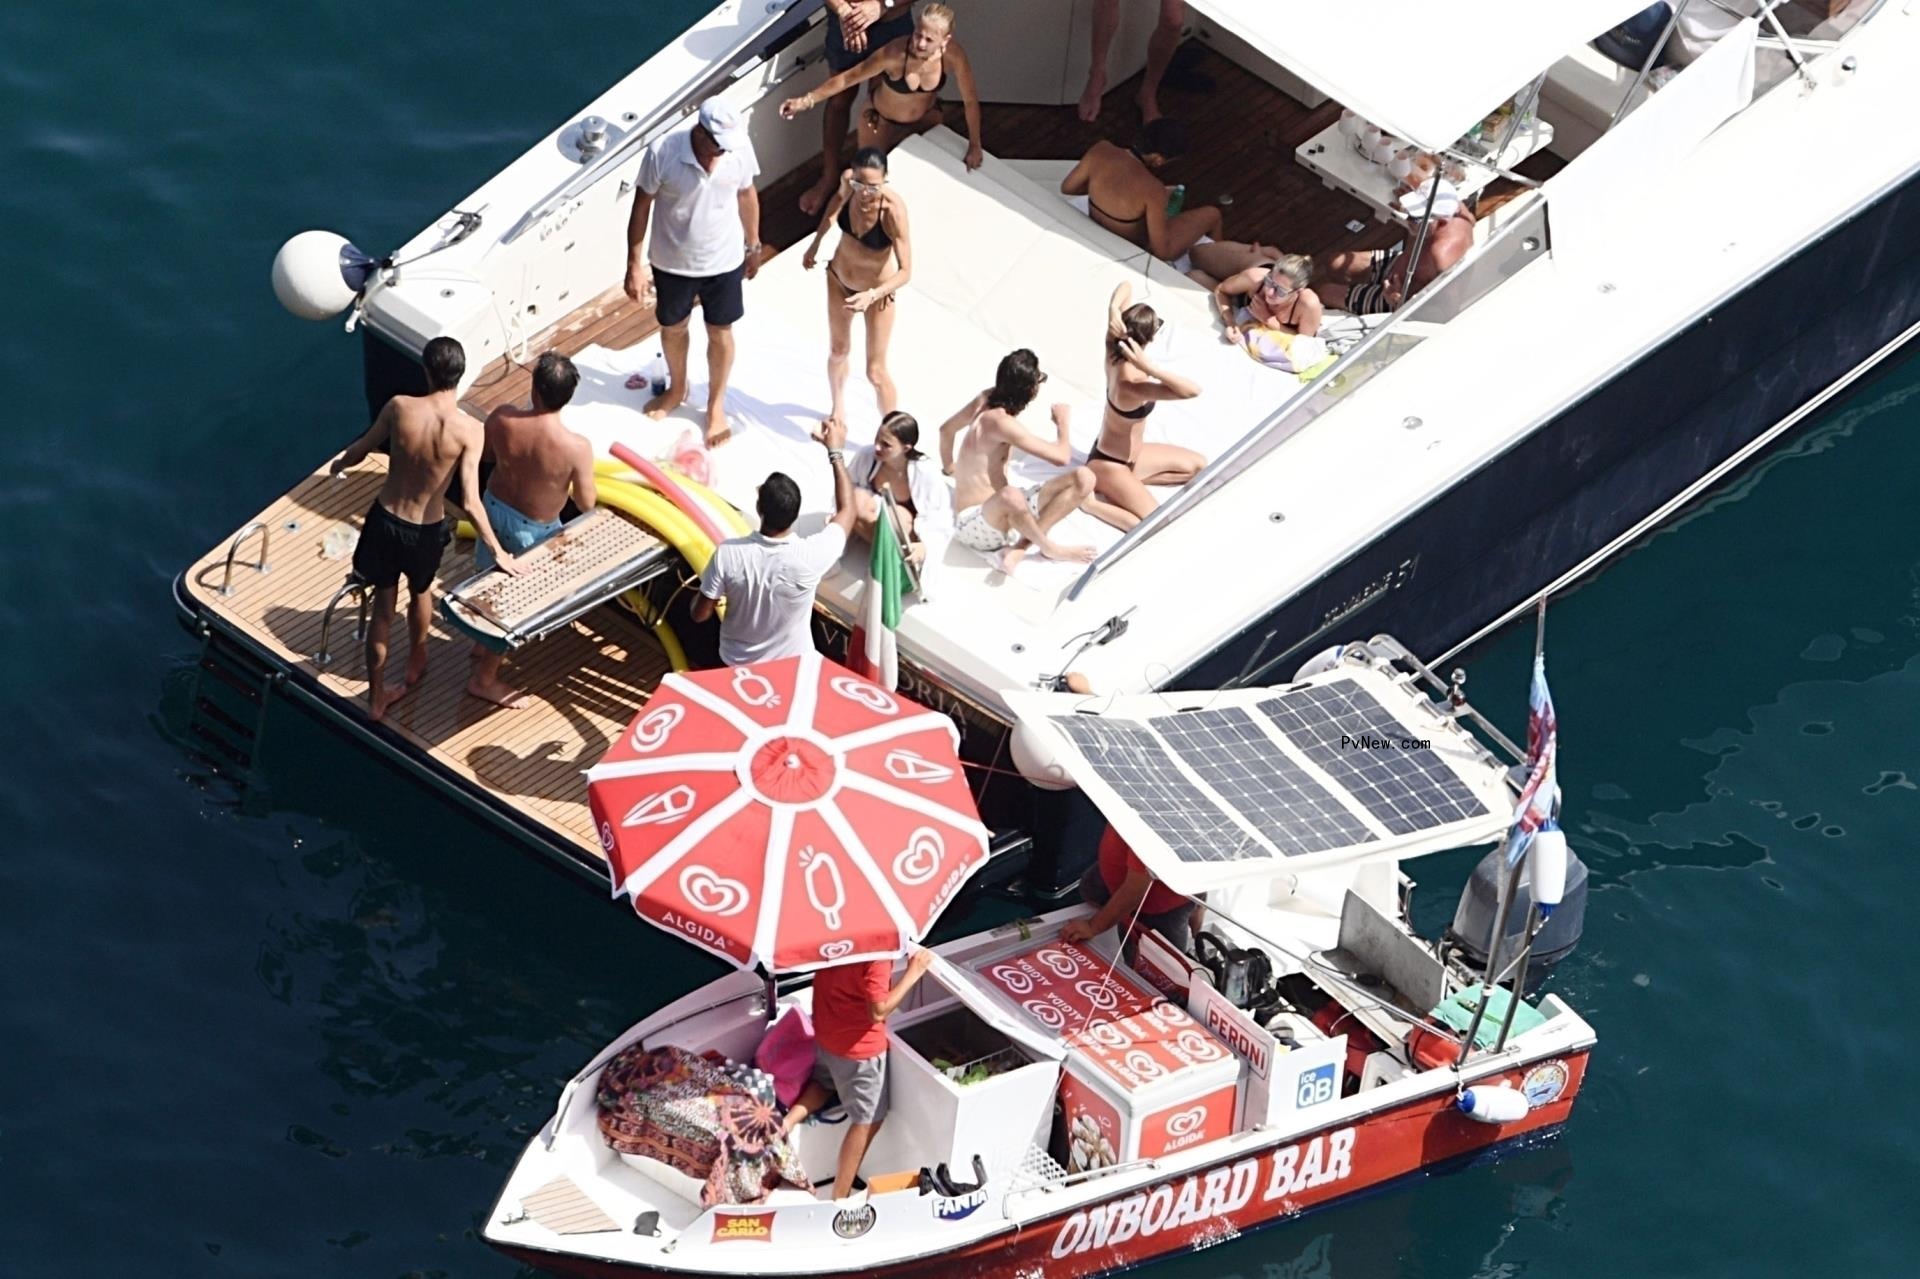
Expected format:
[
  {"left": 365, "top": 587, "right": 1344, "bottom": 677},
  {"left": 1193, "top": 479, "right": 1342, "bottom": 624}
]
[
  {"left": 488, "top": 1049, "right": 1587, "bottom": 1279},
  {"left": 1183, "top": 163, "right": 1920, "bottom": 687}
]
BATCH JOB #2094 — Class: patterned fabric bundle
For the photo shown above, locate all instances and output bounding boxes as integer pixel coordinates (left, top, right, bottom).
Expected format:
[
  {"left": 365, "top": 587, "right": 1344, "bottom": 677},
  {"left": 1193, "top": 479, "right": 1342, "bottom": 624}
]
[{"left": 596, "top": 1044, "right": 810, "bottom": 1206}]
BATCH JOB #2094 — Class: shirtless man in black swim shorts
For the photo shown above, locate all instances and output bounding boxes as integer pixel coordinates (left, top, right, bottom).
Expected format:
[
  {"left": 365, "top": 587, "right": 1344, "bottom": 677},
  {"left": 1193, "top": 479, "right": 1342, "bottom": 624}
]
[{"left": 329, "top": 336, "right": 521, "bottom": 721}]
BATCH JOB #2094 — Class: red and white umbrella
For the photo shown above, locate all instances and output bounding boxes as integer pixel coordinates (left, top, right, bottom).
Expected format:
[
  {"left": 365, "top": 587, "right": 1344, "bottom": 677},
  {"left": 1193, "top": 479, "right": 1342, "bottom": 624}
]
[{"left": 586, "top": 652, "right": 992, "bottom": 973}]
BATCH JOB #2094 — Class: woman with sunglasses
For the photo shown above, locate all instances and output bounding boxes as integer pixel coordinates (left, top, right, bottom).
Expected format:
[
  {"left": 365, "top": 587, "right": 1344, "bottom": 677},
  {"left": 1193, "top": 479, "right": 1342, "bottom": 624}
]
[
  {"left": 802, "top": 147, "right": 913, "bottom": 432},
  {"left": 1211, "top": 252, "right": 1323, "bottom": 345},
  {"left": 1084, "top": 282, "right": 1205, "bottom": 533}
]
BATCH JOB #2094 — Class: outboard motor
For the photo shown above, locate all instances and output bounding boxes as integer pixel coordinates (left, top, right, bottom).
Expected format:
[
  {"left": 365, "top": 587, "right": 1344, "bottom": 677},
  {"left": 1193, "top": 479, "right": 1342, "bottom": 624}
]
[{"left": 1446, "top": 844, "right": 1588, "bottom": 994}]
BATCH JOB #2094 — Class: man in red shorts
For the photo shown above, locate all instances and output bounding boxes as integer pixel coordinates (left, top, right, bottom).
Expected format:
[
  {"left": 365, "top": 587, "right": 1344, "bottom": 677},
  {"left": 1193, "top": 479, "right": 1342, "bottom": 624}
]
[
  {"left": 1061, "top": 825, "right": 1202, "bottom": 952},
  {"left": 779, "top": 948, "right": 935, "bottom": 1199}
]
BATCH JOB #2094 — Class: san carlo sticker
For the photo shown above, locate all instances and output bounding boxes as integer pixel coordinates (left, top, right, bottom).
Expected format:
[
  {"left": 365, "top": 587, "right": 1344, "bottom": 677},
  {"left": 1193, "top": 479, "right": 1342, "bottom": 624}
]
[
  {"left": 1521, "top": 1059, "right": 1570, "bottom": 1107},
  {"left": 710, "top": 1211, "right": 773, "bottom": 1243},
  {"left": 832, "top": 1203, "right": 877, "bottom": 1239}
]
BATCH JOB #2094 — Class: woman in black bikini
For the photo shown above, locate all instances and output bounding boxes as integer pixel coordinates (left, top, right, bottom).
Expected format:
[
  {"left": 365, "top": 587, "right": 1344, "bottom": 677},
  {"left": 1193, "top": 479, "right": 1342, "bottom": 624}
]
[
  {"left": 1085, "top": 282, "right": 1204, "bottom": 533},
  {"left": 803, "top": 148, "right": 913, "bottom": 431},
  {"left": 1211, "top": 253, "right": 1323, "bottom": 343},
  {"left": 780, "top": 3, "right": 984, "bottom": 171}
]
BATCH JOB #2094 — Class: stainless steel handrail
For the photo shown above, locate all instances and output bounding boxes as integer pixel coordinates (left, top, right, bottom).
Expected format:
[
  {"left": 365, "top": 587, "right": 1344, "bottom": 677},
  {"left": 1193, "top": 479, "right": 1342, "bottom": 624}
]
[
  {"left": 314, "top": 577, "right": 372, "bottom": 668},
  {"left": 217, "top": 522, "right": 271, "bottom": 596}
]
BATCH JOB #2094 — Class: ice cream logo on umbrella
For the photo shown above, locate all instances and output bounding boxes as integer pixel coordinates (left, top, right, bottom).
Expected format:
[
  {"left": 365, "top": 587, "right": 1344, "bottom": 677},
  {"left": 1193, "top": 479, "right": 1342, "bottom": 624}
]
[
  {"left": 1022, "top": 998, "right": 1067, "bottom": 1030},
  {"left": 679, "top": 866, "right": 752, "bottom": 917},
  {"left": 830, "top": 675, "right": 898, "bottom": 716},
  {"left": 990, "top": 964, "right": 1035, "bottom": 995},
  {"left": 627, "top": 703, "right": 684, "bottom": 753},
  {"left": 1165, "top": 1104, "right": 1208, "bottom": 1139},
  {"left": 1075, "top": 979, "right": 1120, "bottom": 1012},
  {"left": 1036, "top": 947, "right": 1083, "bottom": 980},
  {"left": 731, "top": 666, "right": 781, "bottom": 708},
  {"left": 622, "top": 784, "right": 695, "bottom": 827},
  {"left": 799, "top": 846, "right": 847, "bottom": 929},
  {"left": 883, "top": 749, "right": 952, "bottom": 784},
  {"left": 597, "top": 820, "right": 616, "bottom": 853},
  {"left": 819, "top": 939, "right": 856, "bottom": 961},
  {"left": 892, "top": 827, "right": 944, "bottom": 886}
]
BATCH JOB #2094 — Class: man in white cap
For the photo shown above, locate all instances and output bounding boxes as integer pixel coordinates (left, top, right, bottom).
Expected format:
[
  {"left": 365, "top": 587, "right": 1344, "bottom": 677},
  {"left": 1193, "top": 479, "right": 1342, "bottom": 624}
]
[{"left": 625, "top": 97, "right": 763, "bottom": 447}]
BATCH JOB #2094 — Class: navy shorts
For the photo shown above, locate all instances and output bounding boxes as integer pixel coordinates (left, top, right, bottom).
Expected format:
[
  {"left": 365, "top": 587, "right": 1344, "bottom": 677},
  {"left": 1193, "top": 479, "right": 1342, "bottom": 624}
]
[
  {"left": 825, "top": 5, "right": 916, "bottom": 73},
  {"left": 653, "top": 263, "right": 745, "bottom": 328},
  {"left": 352, "top": 500, "right": 449, "bottom": 595}
]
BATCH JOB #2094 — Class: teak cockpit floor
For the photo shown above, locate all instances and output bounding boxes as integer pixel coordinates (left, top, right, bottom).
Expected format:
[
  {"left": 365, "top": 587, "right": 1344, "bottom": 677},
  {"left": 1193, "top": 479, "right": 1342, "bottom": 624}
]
[{"left": 184, "top": 458, "right": 669, "bottom": 859}]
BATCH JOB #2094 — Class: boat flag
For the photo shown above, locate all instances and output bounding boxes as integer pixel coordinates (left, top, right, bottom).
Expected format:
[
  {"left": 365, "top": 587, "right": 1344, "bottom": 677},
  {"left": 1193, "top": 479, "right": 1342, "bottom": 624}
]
[
  {"left": 1506, "top": 652, "right": 1558, "bottom": 867},
  {"left": 848, "top": 508, "right": 905, "bottom": 692}
]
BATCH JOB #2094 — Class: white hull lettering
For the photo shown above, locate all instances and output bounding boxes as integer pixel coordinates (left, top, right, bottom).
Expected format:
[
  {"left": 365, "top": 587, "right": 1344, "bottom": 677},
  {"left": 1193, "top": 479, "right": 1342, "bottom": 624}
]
[{"left": 1051, "top": 1132, "right": 1353, "bottom": 1259}]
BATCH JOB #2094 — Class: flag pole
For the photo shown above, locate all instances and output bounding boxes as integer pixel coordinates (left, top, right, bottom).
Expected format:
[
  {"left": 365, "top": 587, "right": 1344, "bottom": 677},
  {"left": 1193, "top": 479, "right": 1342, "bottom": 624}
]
[{"left": 1534, "top": 596, "right": 1547, "bottom": 662}]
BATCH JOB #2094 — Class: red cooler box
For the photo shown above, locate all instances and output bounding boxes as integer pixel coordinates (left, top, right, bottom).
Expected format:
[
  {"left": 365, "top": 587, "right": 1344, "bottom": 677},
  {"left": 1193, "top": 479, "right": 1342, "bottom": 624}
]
[{"left": 973, "top": 940, "right": 1240, "bottom": 1174}]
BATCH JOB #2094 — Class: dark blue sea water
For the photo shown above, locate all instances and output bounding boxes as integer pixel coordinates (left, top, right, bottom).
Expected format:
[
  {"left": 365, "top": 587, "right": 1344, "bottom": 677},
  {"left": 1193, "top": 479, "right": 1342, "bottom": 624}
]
[{"left": 6, "top": 5, "right": 1917, "bottom": 1276}]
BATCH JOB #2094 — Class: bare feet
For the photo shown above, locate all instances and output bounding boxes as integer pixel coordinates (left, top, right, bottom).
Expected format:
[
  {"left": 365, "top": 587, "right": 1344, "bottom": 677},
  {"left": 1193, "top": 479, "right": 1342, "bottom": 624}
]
[
  {"left": 370, "top": 681, "right": 418, "bottom": 722},
  {"left": 403, "top": 646, "right": 430, "bottom": 690},
  {"left": 1041, "top": 541, "right": 1099, "bottom": 564},
  {"left": 994, "top": 546, "right": 1029, "bottom": 575},
  {"left": 1138, "top": 88, "right": 1163, "bottom": 124},
  {"left": 705, "top": 406, "right": 732, "bottom": 448},
  {"left": 644, "top": 387, "right": 686, "bottom": 420},
  {"left": 1077, "top": 72, "right": 1106, "bottom": 124},
  {"left": 465, "top": 676, "right": 529, "bottom": 710},
  {"left": 799, "top": 175, "right": 836, "bottom": 217}
]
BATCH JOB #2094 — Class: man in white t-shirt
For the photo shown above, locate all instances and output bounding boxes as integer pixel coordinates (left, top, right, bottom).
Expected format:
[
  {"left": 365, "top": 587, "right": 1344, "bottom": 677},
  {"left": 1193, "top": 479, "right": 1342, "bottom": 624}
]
[
  {"left": 624, "top": 97, "right": 762, "bottom": 448},
  {"left": 692, "top": 418, "right": 858, "bottom": 665}
]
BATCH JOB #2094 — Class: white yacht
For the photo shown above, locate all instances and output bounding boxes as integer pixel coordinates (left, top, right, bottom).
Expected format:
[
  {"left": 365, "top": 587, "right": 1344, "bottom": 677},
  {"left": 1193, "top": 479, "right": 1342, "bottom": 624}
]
[{"left": 175, "top": 0, "right": 1919, "bottom": 889}]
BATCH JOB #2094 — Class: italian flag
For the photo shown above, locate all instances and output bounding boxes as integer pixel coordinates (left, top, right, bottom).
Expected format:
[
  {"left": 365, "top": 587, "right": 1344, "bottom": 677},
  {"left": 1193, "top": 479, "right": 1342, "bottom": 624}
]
[{"left": 849, "top": 511, "right": 905, "bottom": 691}]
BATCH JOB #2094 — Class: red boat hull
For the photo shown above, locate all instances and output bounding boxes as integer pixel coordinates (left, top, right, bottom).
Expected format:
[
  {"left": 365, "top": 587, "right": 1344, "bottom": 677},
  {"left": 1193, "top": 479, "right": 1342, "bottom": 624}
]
[{"left": 494, "top": 1051, "right": 1588, "bottom": 1279}]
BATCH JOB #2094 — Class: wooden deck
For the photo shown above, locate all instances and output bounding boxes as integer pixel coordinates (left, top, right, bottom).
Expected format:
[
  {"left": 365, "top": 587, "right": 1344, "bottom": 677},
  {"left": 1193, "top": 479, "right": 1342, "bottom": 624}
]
[{"left": 183, "top": 458, "right": 671, "bottom": 858}]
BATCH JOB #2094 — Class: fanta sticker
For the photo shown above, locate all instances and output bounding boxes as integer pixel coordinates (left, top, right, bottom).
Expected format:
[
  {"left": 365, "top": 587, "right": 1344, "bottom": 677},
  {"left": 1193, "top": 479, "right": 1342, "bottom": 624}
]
[
  {"left": 711, "top": 1211, "right": 773, "bottom": 1242},
  {"left": 1521, "top": 1059, "right": 1570, "bottom": 1107}
]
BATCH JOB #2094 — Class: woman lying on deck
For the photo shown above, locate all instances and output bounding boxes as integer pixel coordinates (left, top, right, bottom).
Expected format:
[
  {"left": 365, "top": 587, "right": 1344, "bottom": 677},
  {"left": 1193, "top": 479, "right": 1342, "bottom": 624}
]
[
  {"left": 1084, "top": 283, "right": 1204, "bottom": 533},
  {"left": 780, "top": 3, "right": 983, "bottom": 172},
  {"left": 802, "top": 147, "right": 913, "bottom": 432}
]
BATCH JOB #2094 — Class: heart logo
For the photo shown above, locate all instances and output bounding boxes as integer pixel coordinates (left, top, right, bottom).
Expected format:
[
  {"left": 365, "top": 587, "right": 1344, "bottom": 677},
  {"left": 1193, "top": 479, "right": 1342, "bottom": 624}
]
[
  {"left": 1124, "top": 1049, "right": 1166, "bottom": 1081},
  {"left": 883, "top": 749, "right": 952, "bottom": 784},
  {"left": 622, "top": 784, "right": 696, "bottom": 827},
  {"left": 597, "top": 820, "right": 616, "bottom": 853},
  {"left": 1036, "top": 947, "right": 1084, "bottom": 979},
  {"left": 1022, "top": 998, "right": 1067, "bottom": 1030},
  {"left": 628, "top": 704, "right": 684, "bottom": 753},
  {"left": 679, "top": 865, "right": 751, "bottom": 917},
  {"left": 1085, "top": 1018, "right": 1128, "bottom": 1050},
  {"left": 1177, "top": 1029, "right": 1224, "bottom": 1061},
  {"left": 829, "top": 675, "right": 898, "bottom": 716},
  {"left": 891, "top": 827, "right": 943, "bottom": 886},
  {"left": 990, "top": 964, "right": 1034, "bottom": 995},
  {"left": 1075, "top": 978, "right": 1120, "bottom": 1012},
  {"left": 819, "top": 940, "right": 856, "bottom": 961},
  {"left": 1165, "top": 1105, "right": 1208, "bottom": 1138}
]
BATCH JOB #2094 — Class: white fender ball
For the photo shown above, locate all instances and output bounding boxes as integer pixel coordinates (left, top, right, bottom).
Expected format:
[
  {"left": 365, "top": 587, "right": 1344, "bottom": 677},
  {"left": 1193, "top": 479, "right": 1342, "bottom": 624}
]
[
  {"left": 272, "top": 229, "right": 372, "bottom": 320},
  {"left": 1010, "top": 721, "right": 1076, "bottom": 791}
]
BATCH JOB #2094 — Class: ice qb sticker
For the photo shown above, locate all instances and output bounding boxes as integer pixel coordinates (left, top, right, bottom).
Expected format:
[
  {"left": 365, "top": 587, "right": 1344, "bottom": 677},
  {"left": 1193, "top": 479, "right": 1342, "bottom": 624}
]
[{"left": 1295, "top": 1062, "right": 1337, "bottom": 1108}]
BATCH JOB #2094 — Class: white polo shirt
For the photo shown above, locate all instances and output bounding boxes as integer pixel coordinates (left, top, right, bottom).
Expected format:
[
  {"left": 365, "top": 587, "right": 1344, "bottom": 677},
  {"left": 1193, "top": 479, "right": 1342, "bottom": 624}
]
[
  {"left": 637, "top": 127, "right": 760, "bottom": 277},
  {"left": 700, "top": 526, "right": 848, "bottom": 666}
]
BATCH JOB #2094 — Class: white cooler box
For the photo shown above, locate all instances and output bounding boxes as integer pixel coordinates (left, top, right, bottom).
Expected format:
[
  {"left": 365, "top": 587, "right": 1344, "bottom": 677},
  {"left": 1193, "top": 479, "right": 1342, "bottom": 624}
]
[{"left": 972, "top": 940, "right": 1240, "bottom": 1174}]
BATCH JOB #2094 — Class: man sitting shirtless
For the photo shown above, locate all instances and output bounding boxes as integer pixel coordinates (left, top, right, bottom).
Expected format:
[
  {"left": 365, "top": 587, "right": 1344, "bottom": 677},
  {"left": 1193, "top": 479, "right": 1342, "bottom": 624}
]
[
  {"left": 938, "top": 349, "right": 1097, "bottom": 573},
  {"left": 329, "top": 336, "right": 521, "bottom": 722},
  {"left": 467, "top": 352, "right": 599, "bottom": 709},
  {"left": 1061, "top": 119, "right": 1221, "bottom": 265},
  {"left": 1318, "top": 177, "right": 1477, "bottom": 315}
]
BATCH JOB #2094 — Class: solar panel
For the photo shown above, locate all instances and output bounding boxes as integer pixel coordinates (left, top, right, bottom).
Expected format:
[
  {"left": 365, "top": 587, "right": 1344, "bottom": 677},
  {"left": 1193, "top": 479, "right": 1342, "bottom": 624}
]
[
  {"left": 1151, "top": 707, "right": 1375, "bottom": 856},
  {"left": 1049, "top": 716, "right": 1260, "bottom": 864},
  {"left": 1258, "top": 681, "right": 1491, "bottom": 835}
]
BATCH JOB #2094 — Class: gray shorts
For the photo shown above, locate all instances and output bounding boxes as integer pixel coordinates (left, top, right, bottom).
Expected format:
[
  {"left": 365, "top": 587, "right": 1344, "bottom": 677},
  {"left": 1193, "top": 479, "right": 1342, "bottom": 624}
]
[{"left": 813, "top": 1046, "right": 890, "bottom": 1126}]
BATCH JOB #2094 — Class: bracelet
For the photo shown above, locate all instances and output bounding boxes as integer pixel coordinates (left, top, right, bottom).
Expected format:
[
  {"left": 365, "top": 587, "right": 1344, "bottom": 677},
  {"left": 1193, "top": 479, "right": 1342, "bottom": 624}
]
[{"left": 826, "top": 449, "right": 845, "bottom": 462}]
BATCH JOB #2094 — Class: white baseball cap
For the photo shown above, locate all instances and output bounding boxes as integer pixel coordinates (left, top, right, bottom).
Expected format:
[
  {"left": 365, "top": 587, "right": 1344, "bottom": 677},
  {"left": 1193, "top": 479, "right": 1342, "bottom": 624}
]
[{"left": 697, "top": 98, "right": 748, "bottom": 152}]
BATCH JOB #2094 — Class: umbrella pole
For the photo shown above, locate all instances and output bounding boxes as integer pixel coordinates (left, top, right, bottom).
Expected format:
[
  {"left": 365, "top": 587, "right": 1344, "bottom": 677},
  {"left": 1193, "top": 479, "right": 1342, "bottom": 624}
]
[{"left": 762, "top": 969, "right": 779, "bottom": 1026}]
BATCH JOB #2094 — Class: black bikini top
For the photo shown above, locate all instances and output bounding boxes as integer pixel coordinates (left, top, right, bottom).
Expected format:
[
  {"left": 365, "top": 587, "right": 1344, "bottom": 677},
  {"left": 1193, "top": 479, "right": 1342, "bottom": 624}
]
[
  {"left": 881, "top": 60, "right": 947, "bottom": 97},
  {"left": 838, "top": 201, "right": 893, "bottom": 251},
  {"left": 1106, "top": 395, "right": 1154, "bottom": 420}
]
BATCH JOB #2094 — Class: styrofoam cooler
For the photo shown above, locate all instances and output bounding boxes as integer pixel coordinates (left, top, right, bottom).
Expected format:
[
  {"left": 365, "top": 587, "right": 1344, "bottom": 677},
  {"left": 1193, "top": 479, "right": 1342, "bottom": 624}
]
[{"left": 972, "top": 940, "right": 1240, "bottom": 1174}]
